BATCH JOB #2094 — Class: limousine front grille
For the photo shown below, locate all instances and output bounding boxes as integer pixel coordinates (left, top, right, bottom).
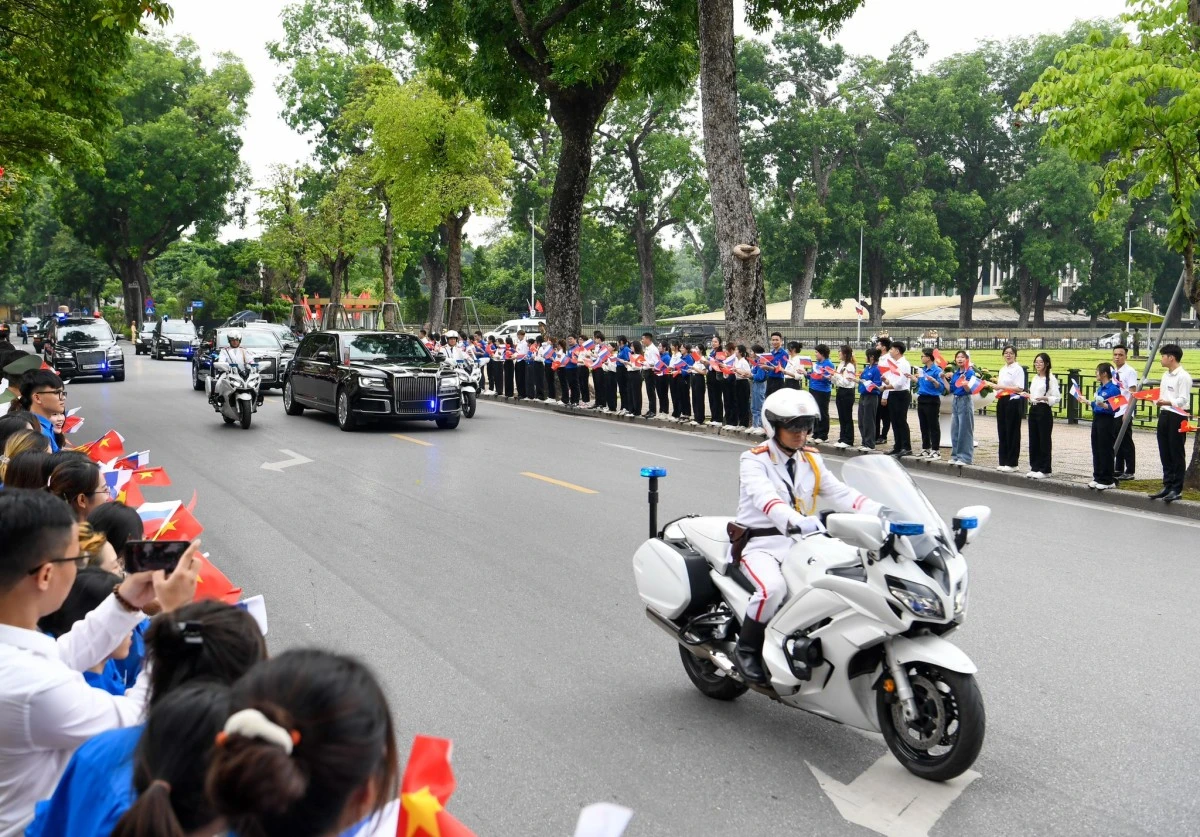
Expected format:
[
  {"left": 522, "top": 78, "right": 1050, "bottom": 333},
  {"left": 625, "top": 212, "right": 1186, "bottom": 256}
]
[{"left": 394, "top": 375, "right": 438, "bottom": 415}]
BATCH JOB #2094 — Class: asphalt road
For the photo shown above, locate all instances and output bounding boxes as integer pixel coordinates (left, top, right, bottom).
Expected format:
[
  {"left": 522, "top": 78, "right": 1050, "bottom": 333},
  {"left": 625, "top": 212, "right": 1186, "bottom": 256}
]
[{"left": 61, "top": 347, "right": 1200, "bottom": 836}]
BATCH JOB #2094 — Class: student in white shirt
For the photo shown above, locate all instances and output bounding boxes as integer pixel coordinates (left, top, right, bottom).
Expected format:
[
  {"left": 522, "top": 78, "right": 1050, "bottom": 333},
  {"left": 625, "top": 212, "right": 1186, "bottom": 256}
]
[
  {"left": 833, "top": 345, "right": 857, "bottom": 448},
  {"left": 1025, "top": 352, "right": 1060, "bottom": 479},
  {"left": 883, "top": 340, "right": 913, "bottom": 456},
  {"left": 1110, "top": 345, "right": 1139, "bottom": 479},
  {"left": 0, "top": 490, "right": 200, "bottom": 837},
  {"left": 640, "top": 332, "right": 661, "bottom": 418},
  {"left": 1151, "top": 344, "right": 1193, "bottom": 502},
  {"left": 995, "top": 345, "right": 1027, "bottom": 471}
]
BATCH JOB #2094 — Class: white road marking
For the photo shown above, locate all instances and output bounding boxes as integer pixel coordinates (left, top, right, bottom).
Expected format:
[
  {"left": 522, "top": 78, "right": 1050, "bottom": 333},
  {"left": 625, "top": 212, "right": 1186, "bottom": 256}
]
[
  {"left": 808, "top": 756, "right": 979, "bottom": 837},
  {"left": 602, "top": 442, "right": 682, "bottom": 461},
  {"left": 260, "top": 449, "right": 313, "bottom": 472}
]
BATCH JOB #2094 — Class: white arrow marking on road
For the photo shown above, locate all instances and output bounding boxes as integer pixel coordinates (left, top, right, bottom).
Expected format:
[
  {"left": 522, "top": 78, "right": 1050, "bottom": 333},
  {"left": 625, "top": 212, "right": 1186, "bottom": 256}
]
[
  {"left": 602, "top": 443, "right": 682, "bottom": 461},
  {"left": 807, "top": 756, "right": 979, "bottom": 837},
  {"left": 260, "top": 449, "right": 313, "bottom": 472}
]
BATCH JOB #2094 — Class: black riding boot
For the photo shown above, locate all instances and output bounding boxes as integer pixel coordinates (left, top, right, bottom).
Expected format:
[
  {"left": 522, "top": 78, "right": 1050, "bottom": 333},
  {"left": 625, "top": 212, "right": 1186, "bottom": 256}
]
[{"left": 734, "top": 617, "right": 769, "bottom": 685}]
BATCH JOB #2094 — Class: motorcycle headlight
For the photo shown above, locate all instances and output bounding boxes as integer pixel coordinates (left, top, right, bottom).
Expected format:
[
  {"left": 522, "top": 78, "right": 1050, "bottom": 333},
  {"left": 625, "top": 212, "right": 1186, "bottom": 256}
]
[
  {"left": 954, "top": 580, "right": 968, "bottom": 616},
  {"left": 358, "top": 375, "right": 386, "bottom": 389},
  {"left": 438, "top": 375, "right": 458, "bottom": 392},
  {"left": 885, "top": 576, "right": 945, "bottom": 620}
]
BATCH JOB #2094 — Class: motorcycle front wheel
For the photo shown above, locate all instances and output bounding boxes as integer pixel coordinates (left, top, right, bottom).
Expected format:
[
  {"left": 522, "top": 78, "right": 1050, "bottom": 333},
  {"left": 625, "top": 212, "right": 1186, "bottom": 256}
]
[
  {"left": 877, "top": 663, "right": 985, "bottom": 782},
  {"left": 462, "top": 391, "right": 476, "bottom": 418},
  {"left": 678, "top": 645, "right": 748, "bottom": 701},
  {"left": 239, "top": 399, "right": 253, "bottom": 429}
]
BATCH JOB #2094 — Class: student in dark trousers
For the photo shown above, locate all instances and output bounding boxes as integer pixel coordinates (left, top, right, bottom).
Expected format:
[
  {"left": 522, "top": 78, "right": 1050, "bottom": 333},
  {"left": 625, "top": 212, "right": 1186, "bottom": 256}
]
[
  {"left": 834, "top": 345, "right": 857, "bottom": 448},
  {"left": 514, "top": 330, "right": 528, "bottom": 398},
  {"left": 994, "top": 344, "right": 1026, "bottom": 471},
  {"left": 577, "top": 334, "right": 592, "bottom": 404},
  {"left": 874, "top": 336, "right": 892, "bottom": 444},
  {"left": 857, "top": 348, "right": 882, "bottom": 450},
  {"left": 808, "top": 344, "right": 835, "bottom": 441},
  {"left": 640, "top": 333, "right": 660, "bottom": 417},
  {"left": 1110, "top": 345, "right": 1138, "bottom": 479},
  {"left": 627, "top": 342, "right": 644, "bottom": 416},
  {"left": 764, "top": 332, "right": 787, "bottom": 396},
  {"left": 656, "top": 341, "right": 671, "bottom": 416},
  {"left": 1081, "top": 362, "right": 1121, "bottom": 490},
  {"left": 686, "top": 345, "right": 706, "bottom": 425},
  {"left": 526, "top": 338, "right": 546, "bottom": 400},
  {"left": 915, "top": 348, "right": 948, "bottom": 459},
  {"left": 669, "top": 341, "right": 688, "bottom": 420},
  {"left": 487, "top": 339, "right": 501, "bottom": 392},
  {"left": 602, "top": 342, "right": 619, "bottom": 412},
  {"left": 882, "top": 340, "right": 913, "bottom": 457},
  {"left": 614, "top": 336, "right": 630, "bottom": 414},
  {"left": 564, "top": 338, "right": 582, "bottom": 405},
  {"left": 1026, "top": 351, "right": 1059, "bottom": 479},
  {"left": 591, "top": 330, "right": 607, "bottom": 407},
  {"left": 733, "top": 344, "right": 753, "bottom": 427},
  {"left": 555, "top": 340, "right": 572, "bottom": 405},
  {"left": 723, "top": 340, "right": 738, "bottom": 426},
  {"left": 705, "top": 335, "right": 725, "bottom": 425},
  {"left": 502, "top": 337, "right": 515, "bottom": 397},
  {"left": 1151, "top": 344, "right": 1192, "bottom": 502}
]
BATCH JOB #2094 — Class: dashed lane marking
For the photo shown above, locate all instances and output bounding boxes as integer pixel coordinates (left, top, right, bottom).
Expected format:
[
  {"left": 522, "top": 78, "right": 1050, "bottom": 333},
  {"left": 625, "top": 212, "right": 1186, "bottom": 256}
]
[
  {"left": 520, "top": 471, "right": 598, "bottom": 494},
  {"left": 391, "top": 434, "right": 434, "bottom": 447}
]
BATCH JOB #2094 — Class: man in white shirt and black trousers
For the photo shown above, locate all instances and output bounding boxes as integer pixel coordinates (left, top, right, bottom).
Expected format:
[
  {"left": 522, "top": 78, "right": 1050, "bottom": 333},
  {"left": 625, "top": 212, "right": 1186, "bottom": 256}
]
[
  {"left": 1151, "top": 343, "right": 1193, "bottom": 502},
  {"left": 0, "top": 490, "right": 200, "bottom": 836},
  {"left": 883, "top": 340, "right": 913, "bottom": 457},
  {"left": 1111, "top": 345, "right": 1139, "bottom": 480},
  {"left": 641, "top": 332, "right": 660, "bottom": 417}
]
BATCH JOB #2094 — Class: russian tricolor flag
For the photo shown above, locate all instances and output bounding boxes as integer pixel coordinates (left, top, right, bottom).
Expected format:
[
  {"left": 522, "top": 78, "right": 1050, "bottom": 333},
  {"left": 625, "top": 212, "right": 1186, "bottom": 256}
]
[{"left": 137, "top": 500, "right": 180, "bottom": 539}]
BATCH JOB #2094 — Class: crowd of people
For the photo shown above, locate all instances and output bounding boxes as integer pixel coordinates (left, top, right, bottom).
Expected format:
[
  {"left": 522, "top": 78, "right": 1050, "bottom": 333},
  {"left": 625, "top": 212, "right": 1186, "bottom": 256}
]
[
  {"left": 0, "top": 341, "right": 468, "bottom": 837},
  {"left": 426, "top": 328, "right": 1196, "bottom": 502}
]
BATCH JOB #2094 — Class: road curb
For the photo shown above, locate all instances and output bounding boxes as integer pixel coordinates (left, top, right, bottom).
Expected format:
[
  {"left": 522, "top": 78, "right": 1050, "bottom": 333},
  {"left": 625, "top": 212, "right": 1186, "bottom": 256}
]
[{"left": 482, "top": 392, "right": 1200, "bottom": 521}]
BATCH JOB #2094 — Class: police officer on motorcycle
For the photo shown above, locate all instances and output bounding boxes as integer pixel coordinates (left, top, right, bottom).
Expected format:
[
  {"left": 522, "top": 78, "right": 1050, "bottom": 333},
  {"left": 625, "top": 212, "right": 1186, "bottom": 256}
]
[
  {"left": 730, "top": 389, "right": 881, "bottom": 685},
  {"left": 208, "top": 329, "right": 255, "bottom": 406},
  {"left": 441, "top": 330, "right": 468, "bottom": 364}
]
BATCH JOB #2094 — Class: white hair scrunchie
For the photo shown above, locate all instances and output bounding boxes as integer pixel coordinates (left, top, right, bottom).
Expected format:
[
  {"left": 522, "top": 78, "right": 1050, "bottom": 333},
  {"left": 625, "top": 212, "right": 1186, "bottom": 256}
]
[{"left": 220, "top": 708, "right": 298, "bottom": 754}]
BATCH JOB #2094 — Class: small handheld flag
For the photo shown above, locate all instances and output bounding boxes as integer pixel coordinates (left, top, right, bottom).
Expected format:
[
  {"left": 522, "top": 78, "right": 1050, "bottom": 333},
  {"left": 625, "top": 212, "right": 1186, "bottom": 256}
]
[
  {"left": 931, "top": 349, "right": 947, "bottom": 369},
  {"left": 396, "top": 736, "right": 475, "bottom": 837},
  {"left": 1134, "top": 388, "right": 1160, "bottom": 401},
  {"left": 1106, "top": 394, "right": 1130, "bottom": 411},
  {"left": 1181, "top": 419, "right": 1197, "bottom": 433},
  {"left": 1069, "top": 382, "right": 1084, "bottom": 402},
  {"left": 968, "top": 376, "right": 986, "bottom": 396}
]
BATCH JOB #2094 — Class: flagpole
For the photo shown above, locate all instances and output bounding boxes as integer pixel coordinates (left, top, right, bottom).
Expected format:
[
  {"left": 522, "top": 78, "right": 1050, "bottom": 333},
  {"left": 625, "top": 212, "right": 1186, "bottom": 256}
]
[
  {"left": 856, "top": 225, "right": 863, "bottom": 343},
  {"left": 1126, "top": 229, "right": 1132, "bottom": 309}
]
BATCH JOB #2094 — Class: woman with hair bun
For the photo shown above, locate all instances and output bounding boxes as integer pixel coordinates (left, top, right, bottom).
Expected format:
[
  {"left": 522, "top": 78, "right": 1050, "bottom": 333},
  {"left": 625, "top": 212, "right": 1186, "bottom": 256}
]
[
  {"left": 27, "top": 601, "right": 267, "bottom": 837},
  {"left": 207, "top": 648, "right": 398, "bottom": 837},
  {"left": 110, "top": 682, "right": 230, "bottom": 837}
]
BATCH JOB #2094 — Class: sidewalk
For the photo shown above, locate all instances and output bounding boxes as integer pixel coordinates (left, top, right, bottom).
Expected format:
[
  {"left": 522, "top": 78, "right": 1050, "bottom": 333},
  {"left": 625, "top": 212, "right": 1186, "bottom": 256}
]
[{"left": 479, "top": 389, "right": 1200, "bottom": 521}]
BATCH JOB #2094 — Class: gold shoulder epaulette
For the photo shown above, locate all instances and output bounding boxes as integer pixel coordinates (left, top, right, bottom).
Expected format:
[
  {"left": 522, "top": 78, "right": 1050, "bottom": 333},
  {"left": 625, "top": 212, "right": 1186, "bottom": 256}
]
[{"left": 749, "top": 444, "right": 769, "bottom": 454}]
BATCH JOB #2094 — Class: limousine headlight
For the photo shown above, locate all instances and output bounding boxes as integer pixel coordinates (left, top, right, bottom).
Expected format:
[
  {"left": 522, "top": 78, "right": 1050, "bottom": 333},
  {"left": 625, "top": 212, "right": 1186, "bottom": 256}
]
[
  {"left": 358, "top": 374, "right": 387, "bottom": 389},
  {"left": 438, "top": 375, "right": 458, "bottom": 393}
]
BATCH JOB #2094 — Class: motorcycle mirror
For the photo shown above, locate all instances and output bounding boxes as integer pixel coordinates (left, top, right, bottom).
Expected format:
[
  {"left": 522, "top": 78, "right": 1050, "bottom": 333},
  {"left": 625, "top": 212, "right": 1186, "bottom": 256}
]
[
  {"left": 824, "top": 513, "right": 885, "bottom": 553},
  {"left": 952, "top": 505, "right": 990, "bottom": 549}
]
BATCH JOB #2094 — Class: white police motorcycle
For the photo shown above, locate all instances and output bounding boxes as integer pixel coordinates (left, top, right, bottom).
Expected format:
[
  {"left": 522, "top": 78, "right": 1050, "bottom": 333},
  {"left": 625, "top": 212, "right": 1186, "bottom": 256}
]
[
  {"left": 209, "top": 359, "right": 263, "bottom": 429},
  {"left": 632, "top": 455, "right": 988, "bottom": 781},
  {"left": 456, "top": 358, "right": 483, "bottom": 419}
]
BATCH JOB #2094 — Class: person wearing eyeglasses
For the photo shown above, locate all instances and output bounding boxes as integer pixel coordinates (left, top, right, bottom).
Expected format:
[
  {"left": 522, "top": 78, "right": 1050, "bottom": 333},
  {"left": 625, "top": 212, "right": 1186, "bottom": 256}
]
[
  {"left": 17, "top": 370, "right": 65, "bottom": 452},
  {"left": 48, "top": 460, "right": 110, "bottom": 523},
  {"left": 0, "top": 490, "right": 201, "bottom": 836}
]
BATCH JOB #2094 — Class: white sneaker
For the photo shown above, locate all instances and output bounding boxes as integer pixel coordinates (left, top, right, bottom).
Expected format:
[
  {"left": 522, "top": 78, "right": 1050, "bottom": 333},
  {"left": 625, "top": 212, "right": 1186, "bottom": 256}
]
[
  {"left": 835, "top": 441, "right": 849, "bottom": 448},
  {"left": 927, "top": 451, "right": 940, "bottom": 460},
  {"left": 1095, "top": 482, "right": 1115, "bottom": 490},
  {"left": 1029, "top": 471, "right": 1047, "bottom": 480},
  {"left": 1087, "top": 481, "right": 1099, "bottom": 489},
  {"left": 689, "top": 420, "right": 699, "bottom": 426},
  {"left": 724, "top": 424, "right": 737, "bottom": 430},
  {"left": 996, "top": 465, "right": 1012, "bottom": 472}
]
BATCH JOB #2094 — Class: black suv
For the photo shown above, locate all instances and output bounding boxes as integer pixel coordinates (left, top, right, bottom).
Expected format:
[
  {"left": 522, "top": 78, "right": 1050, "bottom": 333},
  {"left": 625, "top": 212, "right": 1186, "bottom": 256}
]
[
  {"left": 43, "top": 318, "right": 125, "bottom": 381},
  {"left": 283, "top": 331, "right": 461, "bottom": 431},
  {"left": 150, "top": 319, "right": 198, "bottom": 360}
]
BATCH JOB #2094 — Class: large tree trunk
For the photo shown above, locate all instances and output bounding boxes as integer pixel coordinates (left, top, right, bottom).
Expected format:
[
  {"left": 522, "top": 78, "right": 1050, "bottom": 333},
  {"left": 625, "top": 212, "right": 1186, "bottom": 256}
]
[
  {"left": 698, "top": 0, "right": 765, "bottom": 346},
  {"left": 868, "top": 253, "right": 885, "bottom": 329},
  {"left": 1015, "top": 264, "right": 1034, "bottom": 328},
  {"left": 958, "top": 251, "right": 979, "bottom": 328},
  {"left": 116, "top": 259, "right": 148, "bottom": 327},
  {"left": 635, "top": 219, "right": 657, "bottom": 327},
  {"left": 423, "top": 230, "right": 447, "bottom": 334},
  {"left": 445, "top": 208, "right": 470, "bottom": 333},
  {"left": 381, "top": 200, "right": 397, "bottom": 330},
  {"left": 790, "top": 243, "right": 818, "bottom": 327},
  {"left": 1033, "top": 282, "right": 1051, "bottom": 327},
  {"left": 544, "top": 96, "right": 608, "bottom": 339}
]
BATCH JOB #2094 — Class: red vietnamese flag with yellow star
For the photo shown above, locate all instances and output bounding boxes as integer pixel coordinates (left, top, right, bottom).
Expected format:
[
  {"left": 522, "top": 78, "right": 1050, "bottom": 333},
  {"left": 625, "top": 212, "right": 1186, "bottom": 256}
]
[
  {"left": 131, "top": 466, "right": 171, "bottom": 487},
  {"left": 192, "top": 553, "right": 242, "bottom": 604},
  {"left": 115, "top": 479, "right": 144, "bottom": 507},
  {"left": 80, "top": 430, "right": 126, "bottom": 463},
  {"left": 397, "top": 736, "right": 475, "bottom": 837},
  {"left": 153, "top": 504, "right": 203, "bottom": 542}
]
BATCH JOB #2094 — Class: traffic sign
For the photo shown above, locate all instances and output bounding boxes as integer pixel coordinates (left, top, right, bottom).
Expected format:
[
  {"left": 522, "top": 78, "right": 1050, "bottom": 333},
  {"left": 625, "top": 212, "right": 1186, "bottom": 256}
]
[{"left": 192, "top": 300, "right": 204, "bottom": 309}]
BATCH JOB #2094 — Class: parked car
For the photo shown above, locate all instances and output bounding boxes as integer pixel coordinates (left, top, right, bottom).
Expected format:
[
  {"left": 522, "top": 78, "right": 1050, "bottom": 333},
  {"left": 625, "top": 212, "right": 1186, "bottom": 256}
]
[
  {"left": 192, "top": 327, "right": 291, "bottom": 392},
  {"left": 1097, "top": 331, "right": 1124, "bottom": 349},
  {"left": 134, "top": 322, "right": 156, "bottom": 355},
  {"left": 150, "top": 319, "right": 198, "bottom": 360},
  {"left": 484, "top": 318, "right": 545, "bottom": 342},
  {"left": 43, "top": 318, "right": 125, "bottom": 381},
  {"left": 282, "top": 330, "right": 460, "bottom": 431}
]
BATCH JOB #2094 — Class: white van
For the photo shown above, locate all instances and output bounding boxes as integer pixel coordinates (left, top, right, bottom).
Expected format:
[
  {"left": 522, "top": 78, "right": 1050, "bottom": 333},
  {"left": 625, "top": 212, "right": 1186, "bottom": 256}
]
[{"left": 485, "top": 318, "right": 546, "bottom": 342}]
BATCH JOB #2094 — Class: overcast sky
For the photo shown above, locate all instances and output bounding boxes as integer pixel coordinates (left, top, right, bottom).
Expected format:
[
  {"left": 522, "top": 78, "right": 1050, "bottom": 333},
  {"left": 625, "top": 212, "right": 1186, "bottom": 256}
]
[{"left": 157, "top": 0, "right": 1131, "bottom": 241}]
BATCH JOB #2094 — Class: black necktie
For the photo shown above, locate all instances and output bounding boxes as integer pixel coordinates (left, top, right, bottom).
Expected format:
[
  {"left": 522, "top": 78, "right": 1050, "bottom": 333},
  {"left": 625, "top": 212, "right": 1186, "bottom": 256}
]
[{"left": 786, "top": 457, "right": 796, "bottom": 485}]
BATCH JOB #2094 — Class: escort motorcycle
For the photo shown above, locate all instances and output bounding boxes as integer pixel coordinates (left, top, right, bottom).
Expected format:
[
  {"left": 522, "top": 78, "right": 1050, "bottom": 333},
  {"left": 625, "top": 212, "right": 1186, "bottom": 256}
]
[
  {"left": 209, "top": 360, "right": 263, "bottom": 429},
  {"left": 456, "top": 359, "right": 483, "bottom": 419},
  {"left": 632, "top": 454, "right": 988, "bottom": 781}
]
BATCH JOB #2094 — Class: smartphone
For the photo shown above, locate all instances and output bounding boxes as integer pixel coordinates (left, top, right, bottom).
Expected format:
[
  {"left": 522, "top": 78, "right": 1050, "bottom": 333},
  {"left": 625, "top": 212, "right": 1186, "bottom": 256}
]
[{"left": 123, "top": 540, "right": 189, "bottom": 574}]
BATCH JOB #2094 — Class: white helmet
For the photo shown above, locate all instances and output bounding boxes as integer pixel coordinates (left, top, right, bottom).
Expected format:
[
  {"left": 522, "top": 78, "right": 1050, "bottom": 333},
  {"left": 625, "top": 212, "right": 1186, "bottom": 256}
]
[
  {"left": 761, "top": 388, "right": 819, "bottom": 442},
  {"left": 226, "top": 329, "right": 242, "bottom": 343},
  {"left": 444, "top": 330, "right": 460, "bottom": 340}
]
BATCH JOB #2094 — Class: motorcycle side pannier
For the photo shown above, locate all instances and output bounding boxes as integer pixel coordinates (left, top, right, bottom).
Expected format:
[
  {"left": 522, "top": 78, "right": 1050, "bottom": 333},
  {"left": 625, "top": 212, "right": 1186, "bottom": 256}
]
[{"left": 633, "top": 539, "right": 718, "bottom": 621}]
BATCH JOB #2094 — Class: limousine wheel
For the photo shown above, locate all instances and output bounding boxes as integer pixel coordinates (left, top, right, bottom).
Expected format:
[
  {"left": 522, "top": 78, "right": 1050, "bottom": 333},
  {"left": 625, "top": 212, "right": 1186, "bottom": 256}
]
[
  {"left": 283, "top": 380, "right": 304, "bottom": 415},
  {"left": 336, "top": 388, "right": 356, "bottom": 431}
]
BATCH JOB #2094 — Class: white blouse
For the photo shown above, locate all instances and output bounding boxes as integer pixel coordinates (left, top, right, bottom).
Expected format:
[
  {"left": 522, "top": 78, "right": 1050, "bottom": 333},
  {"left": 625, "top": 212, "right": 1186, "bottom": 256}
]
[
  {"left": 1028, "top": 374, "right": 1060, "bottom": 406},
  {"left": 998, "top": 361, "right": 1025, "bottom": 390},
  {"left": 834, "top": 362, "right": 857, "bottom": 388}
]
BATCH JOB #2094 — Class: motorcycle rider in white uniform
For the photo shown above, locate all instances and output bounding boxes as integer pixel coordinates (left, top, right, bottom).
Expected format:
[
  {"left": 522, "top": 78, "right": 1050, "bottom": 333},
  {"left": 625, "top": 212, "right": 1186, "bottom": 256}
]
[
  {"left": 208, "top": 330, "right": 255, "bottom": 405},
  {"left": 731, "top": 388, "right": 882, "bottom": 684},
  {"left": 441, "top": 330, "right": 469, "bottom": 365}
]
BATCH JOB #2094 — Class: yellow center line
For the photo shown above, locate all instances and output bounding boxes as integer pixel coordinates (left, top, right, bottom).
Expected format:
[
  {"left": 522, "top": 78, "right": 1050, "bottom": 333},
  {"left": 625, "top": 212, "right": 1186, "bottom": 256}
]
[
  {"left": 520, "top": 471, "right": 598, "bottom": 494},
  {"left": 391, "top": 434, "right": 434, "bottom": 447}
]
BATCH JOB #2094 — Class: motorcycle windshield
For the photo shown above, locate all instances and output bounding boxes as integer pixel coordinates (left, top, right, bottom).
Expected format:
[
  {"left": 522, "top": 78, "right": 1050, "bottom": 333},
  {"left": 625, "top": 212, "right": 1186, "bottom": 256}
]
[{"left": 839, "top": 456, "right": 951, "bottom": 545}]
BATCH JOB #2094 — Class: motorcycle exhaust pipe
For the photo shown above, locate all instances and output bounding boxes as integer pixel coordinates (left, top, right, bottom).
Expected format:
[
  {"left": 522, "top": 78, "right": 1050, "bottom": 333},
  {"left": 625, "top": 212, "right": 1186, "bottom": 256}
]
[{"left": 644, "top": 607, "right": 776, "bottom": 696}]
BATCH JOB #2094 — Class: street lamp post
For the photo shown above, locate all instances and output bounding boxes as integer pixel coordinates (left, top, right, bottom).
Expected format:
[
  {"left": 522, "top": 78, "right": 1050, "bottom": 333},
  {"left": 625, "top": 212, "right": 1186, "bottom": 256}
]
[{"left": 591, "top": 300, "right": 598, "bottom": 327}]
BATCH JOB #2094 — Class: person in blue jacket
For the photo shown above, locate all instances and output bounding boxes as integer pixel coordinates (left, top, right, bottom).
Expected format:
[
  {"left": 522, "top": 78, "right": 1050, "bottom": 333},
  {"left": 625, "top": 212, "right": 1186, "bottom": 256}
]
[
  {"left": 615, "top": 336, "right": 632, "bottom": 415},
  {"left": 856, "top": 348, "right": 883, "bottom": 450},
  {"left": 26, "top": 601, "right": 267, "bottom": 837},
  {"left": 916, "top": 348, "right": 949, "bottom": 459},
  {"left": 1082, "top": 362, "right": 1122, "bottom": 490},
  {"left": 948, "top": 350, "right": 980, "bottom": 465},
  {"left": 808, "top": 344, "right": 835, "bottom": 441},
  {"left": 750, "top": 343, "right": 769, "bottom": 432},
  {"left": 764, "top": 332, "right": 788, "bottom": 396}
]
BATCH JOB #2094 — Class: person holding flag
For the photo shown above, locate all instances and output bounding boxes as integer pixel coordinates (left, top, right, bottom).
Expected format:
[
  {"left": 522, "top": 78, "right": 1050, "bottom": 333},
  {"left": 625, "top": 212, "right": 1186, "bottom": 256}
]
[
  {"left": 705, "top": 335, "right": 726, "bottom": 426},
  {"left": 732, "top": 345, "right": 754, "bottom": 428},
  {"left": 916, "top": 348, "right": 948, "bottom": 459},
  {"left": 882, "top": 340, "right": 913, "bottom": 457},
  {"left": 1152, "top": 344, "right": 1192, "bottom": 502},
  {"left": 615, "top": 336, "right": 632, "bottom": 415},
  {"left": 750, "top": 343, "right": 769, "bottom": 433},
  {"left": 764, "top": 333, "right": 788, "bottom": 396},
  {"left": 512, "top": 330, "right": 529, "bottom": 399},
  {"left": 687, "top": 345, "right": 707, "bottom": 425},
  {"left": 833, "top": 345, "right": 857, "bottom": 449},
  {"left": 995, "top": 345, "right": 1026, "bottom": 472},
  {"left": 783, "top": 341, "right": 807, "bottom": 391},
  {"left": 873, "top": 336, "right": 893, "bottom": 445},
  {"left": 1026, "top": 352, "right": 1060, "bottom": 479},
  {"left": 949, "top": 350, "right": 982, "bottom": 465},
  {"left": 807, "top": 345, "right": 835, "bottom": 442},
  {"left": 626, "top": 340, "right": 644, "bottom": 416},
  {"left": 1110, "top": 345, "right": 1139, "bottom": 480},
  {"left": 1079, "top": 362, "right": 1122, "bottom": 490},
  {"left": 640, "top": 333, "right": 660, "bottom": 418},
  {"left": 856, "top": 349, "right": 883, "bottom": 451}
]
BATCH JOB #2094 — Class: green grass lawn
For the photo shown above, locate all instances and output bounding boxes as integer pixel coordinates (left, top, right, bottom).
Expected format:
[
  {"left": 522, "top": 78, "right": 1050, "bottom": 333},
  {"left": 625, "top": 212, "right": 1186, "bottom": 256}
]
[
  {"left": 940, "top": 348, "right": 1169, "bottom": 378},
  {"left": 1120, "top": 479, "right": 1200, "bottom": 503}
]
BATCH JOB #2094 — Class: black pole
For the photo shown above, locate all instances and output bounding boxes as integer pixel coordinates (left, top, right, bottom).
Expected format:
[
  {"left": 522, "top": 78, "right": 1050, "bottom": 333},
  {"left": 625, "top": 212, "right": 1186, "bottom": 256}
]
[{"left": 648, "top": 475, "right": 659, "bottom": 539}]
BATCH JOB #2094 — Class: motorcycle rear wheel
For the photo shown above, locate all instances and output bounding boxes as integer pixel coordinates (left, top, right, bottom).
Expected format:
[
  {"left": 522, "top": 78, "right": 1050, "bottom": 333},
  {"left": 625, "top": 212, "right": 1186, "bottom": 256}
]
[
  {"left": 678, "top": 644, "right": 748, "bottom": 701},
  {"left": 877, "top": 664, "right": 985, "bottom": 782},
  {"left": 239, "top": 399, "right": 253, "bottom": 429}
]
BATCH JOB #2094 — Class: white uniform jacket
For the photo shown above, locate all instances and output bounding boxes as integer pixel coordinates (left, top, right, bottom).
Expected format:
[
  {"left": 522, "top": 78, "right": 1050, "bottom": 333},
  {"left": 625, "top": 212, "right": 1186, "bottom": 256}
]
[{"left": 735, "top": 440, "right": 882, "bottom": 534}]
